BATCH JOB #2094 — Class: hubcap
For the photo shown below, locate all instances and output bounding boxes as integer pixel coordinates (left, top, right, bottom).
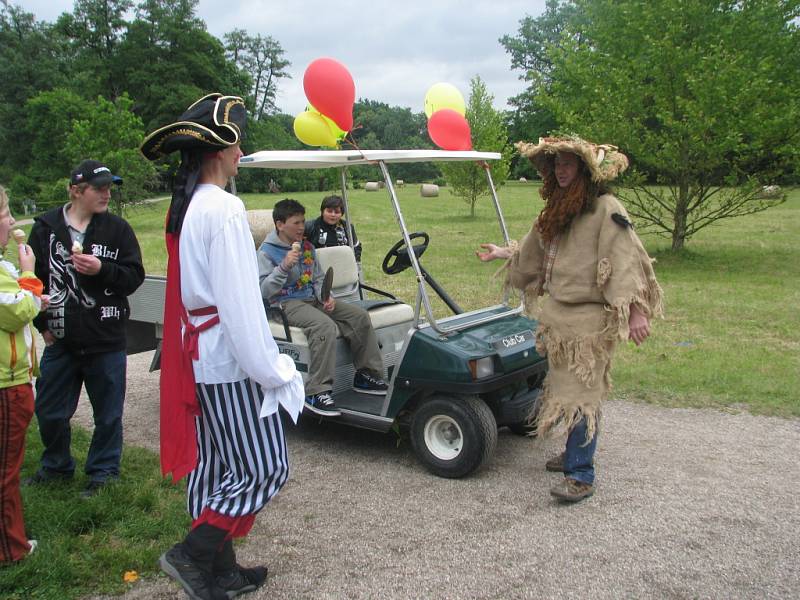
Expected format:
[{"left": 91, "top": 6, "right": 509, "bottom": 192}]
[{"left": 423, "top": 415, "right": 463, "bottom": 460}]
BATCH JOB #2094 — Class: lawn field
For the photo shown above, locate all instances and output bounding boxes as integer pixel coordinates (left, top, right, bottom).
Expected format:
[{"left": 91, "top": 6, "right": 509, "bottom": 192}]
[
  {"left": 2, "top": 180, "right": 796, "bottom": 598},
  {"left": 13, "top": 180, "right": 799, "bottom": 417}
]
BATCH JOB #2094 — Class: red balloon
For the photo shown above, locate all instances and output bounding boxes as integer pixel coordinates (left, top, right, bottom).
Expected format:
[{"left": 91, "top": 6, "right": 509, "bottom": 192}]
[
  {"left": 303, "top": 57, "right": 355, "bottom": 132},
  {"left": 427, "top": 109, "right": 473, "bottom": 151}
]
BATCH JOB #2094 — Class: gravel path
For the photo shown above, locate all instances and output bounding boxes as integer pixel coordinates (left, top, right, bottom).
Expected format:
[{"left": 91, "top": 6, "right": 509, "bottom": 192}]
[{"left": 77, "top": 349, "right": 800, "bottom": 599}]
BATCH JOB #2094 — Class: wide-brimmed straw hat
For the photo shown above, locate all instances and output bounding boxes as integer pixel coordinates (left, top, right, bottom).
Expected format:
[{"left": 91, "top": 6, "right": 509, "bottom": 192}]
[
  {"left": 140, "top": 93, "right": 246, "bottom": 160},
  {"left": 516, "top": 136, "right": 629, "bottom": 183}
]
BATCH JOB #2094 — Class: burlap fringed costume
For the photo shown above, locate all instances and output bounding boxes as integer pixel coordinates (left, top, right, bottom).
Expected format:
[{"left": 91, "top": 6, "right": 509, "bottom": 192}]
[{"left": 505, "top": 137, "right": 663, "bottom": 444}]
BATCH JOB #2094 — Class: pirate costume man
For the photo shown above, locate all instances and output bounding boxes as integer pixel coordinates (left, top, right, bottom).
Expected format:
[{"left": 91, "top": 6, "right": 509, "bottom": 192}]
[
  {"left": 141, "top": 94, "right": 304, "bottom": 599},
  {"left": 479, "top": 136, "right": 663, "bottom": 503}
]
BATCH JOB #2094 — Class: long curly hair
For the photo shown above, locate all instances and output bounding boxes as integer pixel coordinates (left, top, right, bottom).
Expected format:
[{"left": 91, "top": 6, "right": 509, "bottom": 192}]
[{"left": 535, "top": 154, "right": 608, "bottom": 242}]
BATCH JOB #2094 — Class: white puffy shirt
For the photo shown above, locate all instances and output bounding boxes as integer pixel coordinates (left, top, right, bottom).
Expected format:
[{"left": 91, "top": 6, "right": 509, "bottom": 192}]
[{"left": 179, "top": 183, "right": 303, "bottom": 420}]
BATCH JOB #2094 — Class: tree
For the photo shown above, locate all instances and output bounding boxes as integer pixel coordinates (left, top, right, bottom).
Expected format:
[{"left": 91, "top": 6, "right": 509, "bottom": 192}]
[
  {"left": 0, "top": 6, "right": 69, "bottom": 177},
  {"left": 500, "top": 0, "right": 584, "bottom": 157},
  {"left": 439, "top": 77, "right": 512, "bottom": 217},
  {"left": 25, "top": 89, "right": 91, "bottom": 184},
  {"left": 533, "top": 0, "right": 800, "bottom": 250},
  {"left": 53, "top": 0, "right": 132, "bottom": 99},
  {"left": 350, "top": 100, "right": 439, "bottom": 182},
  {"left": 224, "top": 29, "right": 291, "bottom": 120},
  {"left": 64, "top": 94, "right": 158, "bottom": 213},
  {"left": 118, "top": 0, "right": 249, "bottom": 131}
]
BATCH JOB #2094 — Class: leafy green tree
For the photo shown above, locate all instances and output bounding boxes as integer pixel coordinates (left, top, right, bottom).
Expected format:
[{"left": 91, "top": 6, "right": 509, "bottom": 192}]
[
  {"left": 534, "top": 0, "right": 800, "bottom": 250},
  {"left": 0, "top": 6, "right": 70, "bottom": 177},
  {"left": 25, "top": 89, "right": 91, "bottom": 184},
  {"left": 439, "top": 76, "right": 512, "bottom": 217},
  {"left": 53, "top": 0, "right": 132, "bottom": 99},
  {"left": 118, "top": 0, "right": 249, "bottom": 131},
  {"left": 64, "top": 94, "right": 158, "bottom": 213},
  {"left": 224, "top": 29, "right": 291, "bottom": 120},
  {"left": 350, "top": 100, "right": 439, "bottom": 182},
  {"left": 500, "top": 0, "right": 583, "bottom": 160}
]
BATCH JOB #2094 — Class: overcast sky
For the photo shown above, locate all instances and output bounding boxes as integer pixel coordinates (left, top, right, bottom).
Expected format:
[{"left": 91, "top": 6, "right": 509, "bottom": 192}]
[{"left": 12, "top": 0, "right": 546, "bottom": 116}]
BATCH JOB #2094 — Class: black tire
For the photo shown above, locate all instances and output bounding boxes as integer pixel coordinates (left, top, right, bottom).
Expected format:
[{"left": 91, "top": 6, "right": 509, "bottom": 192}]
[{"left": 410, "top": 395, "right": 498, "bottom": 479}]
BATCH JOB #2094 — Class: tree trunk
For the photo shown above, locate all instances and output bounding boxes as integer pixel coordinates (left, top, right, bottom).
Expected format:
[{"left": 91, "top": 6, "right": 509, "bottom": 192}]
[{"left": 671, "top": 182, "right": 689, "bottom": 251}]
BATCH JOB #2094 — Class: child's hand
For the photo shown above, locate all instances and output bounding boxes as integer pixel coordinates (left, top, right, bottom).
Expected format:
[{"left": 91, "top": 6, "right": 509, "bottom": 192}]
[{"left": 17, "top": 243, "right": 35, "bottom": 273}]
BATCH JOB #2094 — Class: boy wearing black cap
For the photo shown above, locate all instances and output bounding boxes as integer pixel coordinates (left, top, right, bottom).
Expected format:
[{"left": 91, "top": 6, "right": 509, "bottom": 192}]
[
  {"left": 141, "top": 94, "right": 303, "bottom": 600},
  {"left": 26, "top": 159, "right": 144, "bottom": 498}
]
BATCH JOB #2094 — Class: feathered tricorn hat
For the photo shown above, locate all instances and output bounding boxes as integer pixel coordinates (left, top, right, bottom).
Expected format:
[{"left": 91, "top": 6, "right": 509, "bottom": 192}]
[
  {"left": 140, "top": 93, "right": 246, "bottom": 160},
  {"left": 516, "top": 136, "right": 629, "bottom": 183}
]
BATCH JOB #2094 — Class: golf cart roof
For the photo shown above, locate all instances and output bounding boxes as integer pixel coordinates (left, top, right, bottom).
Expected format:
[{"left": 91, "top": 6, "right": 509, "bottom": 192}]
[{"left": 239, "top": 149, "right": 500, "bottom": 170}]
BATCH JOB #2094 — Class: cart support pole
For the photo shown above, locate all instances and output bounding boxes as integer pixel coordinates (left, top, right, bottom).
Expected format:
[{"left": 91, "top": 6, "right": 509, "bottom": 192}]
[{"left": 378, "top": 161, "right": 441, "bottom": 331}]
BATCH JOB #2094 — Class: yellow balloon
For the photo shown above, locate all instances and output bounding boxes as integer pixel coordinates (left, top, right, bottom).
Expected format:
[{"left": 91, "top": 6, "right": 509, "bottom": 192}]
[
  {"left": 307, "top": 104, "right": 346, "bottom": 141},
  {"left": 293, "top": 111, "right": 338, "bottom": 147},
  {"left": 424, "top": 83, "right": 466, "bottom": 119}
]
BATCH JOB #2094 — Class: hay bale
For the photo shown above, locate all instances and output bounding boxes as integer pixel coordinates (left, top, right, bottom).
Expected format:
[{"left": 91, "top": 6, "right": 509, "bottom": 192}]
[
  {"left": 365, "top": 182, "right": 381, "bottom": 192},
  {"left": 420, "top": 184, "right": 439, "bottom": 197},
  {"left": 758, "top": 185, "right": 782, "bottom": 199},
  {"left": 246, "top": 209, "right": 275, "bottom": 248}
]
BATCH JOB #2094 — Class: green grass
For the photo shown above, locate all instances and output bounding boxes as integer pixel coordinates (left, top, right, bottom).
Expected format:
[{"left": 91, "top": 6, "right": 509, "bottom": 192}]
[
  {"left": 12, "top": 181, "right": 800, "bottom": 418},
  {"left": 101, "top": 180, "right": 800, "bottom": 417},
  {"left": 2, "top": 181, "right": 797, "bottom": 599},
  {"left": 0, "top": 425, "right": 188, "bottom": 599}
]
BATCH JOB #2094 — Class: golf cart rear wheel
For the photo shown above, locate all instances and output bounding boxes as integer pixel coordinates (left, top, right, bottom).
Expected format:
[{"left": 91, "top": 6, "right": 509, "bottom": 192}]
[{"left": 410, "top": 395, "right": 498, "bottom": 479}]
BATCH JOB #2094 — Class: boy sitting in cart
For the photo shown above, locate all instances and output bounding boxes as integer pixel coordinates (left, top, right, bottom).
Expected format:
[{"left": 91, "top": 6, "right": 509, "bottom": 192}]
[{"left": 258, "top": 199, "right": 387, "bottom": 416}]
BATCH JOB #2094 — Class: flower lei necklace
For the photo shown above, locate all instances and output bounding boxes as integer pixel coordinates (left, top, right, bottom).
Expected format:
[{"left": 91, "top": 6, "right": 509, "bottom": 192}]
[{"left": 296, "top": 240, "right": 314, "bottom": 289}]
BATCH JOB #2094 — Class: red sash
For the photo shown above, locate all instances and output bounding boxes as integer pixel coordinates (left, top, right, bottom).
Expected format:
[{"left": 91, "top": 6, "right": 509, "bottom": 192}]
[{"left": 159, "top": 232, "right": 219, "bottom": 482}]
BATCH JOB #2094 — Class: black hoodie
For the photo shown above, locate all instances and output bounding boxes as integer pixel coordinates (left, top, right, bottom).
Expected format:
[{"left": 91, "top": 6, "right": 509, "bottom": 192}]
[{"left": 29, "top": 205, "right": 145, "bottom": 354}]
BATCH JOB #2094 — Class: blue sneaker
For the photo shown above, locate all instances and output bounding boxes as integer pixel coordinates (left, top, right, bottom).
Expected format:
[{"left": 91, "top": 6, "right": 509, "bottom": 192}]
[
  {"left": 353, "top": 371, "right": 388, "bottom": 395},
  {"left": 304, "top": 391, "right": 341, "bottom": 416}
]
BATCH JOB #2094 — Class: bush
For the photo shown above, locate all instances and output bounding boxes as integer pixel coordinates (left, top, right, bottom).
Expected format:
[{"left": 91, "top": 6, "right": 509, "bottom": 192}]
[
  {"left": 38, "top": 178, "right": 70, "bottom": 211},
  {"left": 7, "top": 175, "right": 39, "bottom": 213}
]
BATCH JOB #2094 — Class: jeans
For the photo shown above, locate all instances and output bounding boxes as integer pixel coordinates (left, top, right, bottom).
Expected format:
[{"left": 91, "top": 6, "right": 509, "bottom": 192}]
[
  {"left": 563, "top": 416, "right": 598, "bottom": 485},
  {"left": 34, "top": 342, "right": 126, "bottom": 482}
]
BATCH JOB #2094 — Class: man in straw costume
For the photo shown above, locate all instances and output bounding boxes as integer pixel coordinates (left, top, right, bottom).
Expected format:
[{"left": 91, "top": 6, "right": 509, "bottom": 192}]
[
  {"left": 141, "top": 93, "right": 303, "bottom": 599},
  {"left": 477, "top": 136, "right": 663, "bottom": 503}
]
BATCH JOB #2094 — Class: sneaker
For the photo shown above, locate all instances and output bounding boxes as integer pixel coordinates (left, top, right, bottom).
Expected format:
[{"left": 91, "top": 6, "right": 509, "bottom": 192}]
[
  {"left": 545, "top": 453, "right": 565, "bottom": 472},
  {"left": 27, "top": 540, "right": 38, "bottom": 555},
  {"left": 550, "top": 477, "right": 595, "bottom": 503},
  {"left": 23, "top": 469, "right": 73, "bottom": 486},
  {"left": 216, "top": 565, "right": 268, "bottom": 598},
  {"left": 304, "top": 391, "right": 341, "bottom": 416},
  {"left": 353, "top": 371, "right": 388, "bottom": 395},
  {"left": 80, "top": 479, "right": 110, "bottom": 500},
  {"left": 160, "top": 543, "right": 227, "bottom": 600}
]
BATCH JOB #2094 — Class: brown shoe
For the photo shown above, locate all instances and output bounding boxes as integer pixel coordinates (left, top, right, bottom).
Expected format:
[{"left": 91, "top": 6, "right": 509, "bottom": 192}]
[
  {"left": 550, "top": 477, "right": 594, "bottom": 502},
  {"left": 545, "top": 453, "right": 565, "bottom": 472}
]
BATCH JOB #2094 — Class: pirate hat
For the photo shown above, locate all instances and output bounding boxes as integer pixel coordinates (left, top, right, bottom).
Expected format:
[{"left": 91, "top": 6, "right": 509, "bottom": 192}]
[
  {"left": 516, "top": 136, "right": 629, "bottom": 183},
  {"left": 140, "top": 93, "right": 247, "bottom": 160}
]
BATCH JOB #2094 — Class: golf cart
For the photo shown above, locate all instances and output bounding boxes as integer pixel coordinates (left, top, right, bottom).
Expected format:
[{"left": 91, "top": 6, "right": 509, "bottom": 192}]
[{"left": 127, "top": 149, "right": 547, "bottom": 478}]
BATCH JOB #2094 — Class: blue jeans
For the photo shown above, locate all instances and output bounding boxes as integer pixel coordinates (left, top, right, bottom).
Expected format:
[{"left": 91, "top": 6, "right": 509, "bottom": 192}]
[
  {"left": 563, "top": 416, "right": 598, "bottom": 485},
  {"left": 34, "top": 343, "right": 127, "bottom": 482}
]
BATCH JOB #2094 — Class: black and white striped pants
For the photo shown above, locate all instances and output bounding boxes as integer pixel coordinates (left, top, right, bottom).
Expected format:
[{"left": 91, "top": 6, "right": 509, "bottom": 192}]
[{"left": 187, "top": 379, "right": 289, "bottom": 519}]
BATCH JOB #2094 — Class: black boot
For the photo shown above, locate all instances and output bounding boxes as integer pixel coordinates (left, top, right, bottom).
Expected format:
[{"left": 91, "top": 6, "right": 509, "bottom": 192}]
[
  {"left": 160, "top": 524, "right": 229, "bottom": 600},
  {"left": 213, "top": 539, "right": 268, "bottom": 598}
]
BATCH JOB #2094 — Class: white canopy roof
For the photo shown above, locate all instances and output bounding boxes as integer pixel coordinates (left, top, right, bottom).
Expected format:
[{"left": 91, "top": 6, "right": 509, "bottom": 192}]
[{"left": 239, "top": 149, "right": 501, "bottom": 170}]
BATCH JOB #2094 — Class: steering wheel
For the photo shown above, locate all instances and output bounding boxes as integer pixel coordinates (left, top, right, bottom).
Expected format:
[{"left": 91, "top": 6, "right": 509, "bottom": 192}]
[{"left": 382, "top": 232, "right": 430, "bottom": 275}]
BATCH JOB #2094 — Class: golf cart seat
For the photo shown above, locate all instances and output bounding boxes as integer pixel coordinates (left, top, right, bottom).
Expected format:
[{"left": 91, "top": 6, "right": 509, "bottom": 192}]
[{"left": 245, "top": 209, "right": 414, "bottom": 344}]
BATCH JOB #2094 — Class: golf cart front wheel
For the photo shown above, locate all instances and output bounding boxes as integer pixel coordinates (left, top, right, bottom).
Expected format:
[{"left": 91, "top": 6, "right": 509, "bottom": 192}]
[{"left": 410, "top": 395, "right": 498, "bottom": 479}]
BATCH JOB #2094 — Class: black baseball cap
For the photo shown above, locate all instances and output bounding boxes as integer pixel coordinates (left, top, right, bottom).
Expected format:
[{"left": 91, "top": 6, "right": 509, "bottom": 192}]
[{"left": 69, "top": 160, "right": 123, "bottom": 187}]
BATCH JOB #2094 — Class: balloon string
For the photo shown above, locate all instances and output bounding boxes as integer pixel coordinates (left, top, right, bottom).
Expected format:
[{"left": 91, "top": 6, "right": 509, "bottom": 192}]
[{"left": 341, "top": 125, "right": 369, "bottom": 162}]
